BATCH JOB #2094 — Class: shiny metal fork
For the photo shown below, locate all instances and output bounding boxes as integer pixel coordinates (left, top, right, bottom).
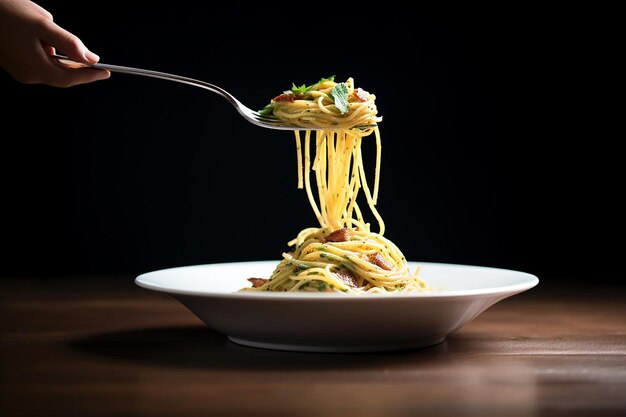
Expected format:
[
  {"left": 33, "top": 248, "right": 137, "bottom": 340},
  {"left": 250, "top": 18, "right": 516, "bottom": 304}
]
[{"left": 52, "top": 53, "right": 308, "bottom": 131}]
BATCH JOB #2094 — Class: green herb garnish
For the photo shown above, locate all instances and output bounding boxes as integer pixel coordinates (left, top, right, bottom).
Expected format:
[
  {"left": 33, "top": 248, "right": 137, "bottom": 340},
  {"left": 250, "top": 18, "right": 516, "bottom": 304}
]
[
  {"left": 330, "top": 82, "right": 349, "bottom": 114},
  {"left": 258, "top": 102, "right": 274, "bottom": 115},
  {"left": 291, "top": 75, "right": 336, "bottom": 94}
]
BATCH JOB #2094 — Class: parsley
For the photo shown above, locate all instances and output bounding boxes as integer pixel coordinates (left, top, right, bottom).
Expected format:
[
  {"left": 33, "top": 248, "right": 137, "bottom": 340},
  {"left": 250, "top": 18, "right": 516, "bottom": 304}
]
[
  {"left": 291, "top": 83, "right": 309, "bottom": 94},
  {"left": 330, "top": 83, "right": 349, "bottom": 114},
  {"left": 291, "top": 75, "right": 336, "bottom": 94},
  {"left": 259, "top": 102, "right": 274, "bottom": 115}
]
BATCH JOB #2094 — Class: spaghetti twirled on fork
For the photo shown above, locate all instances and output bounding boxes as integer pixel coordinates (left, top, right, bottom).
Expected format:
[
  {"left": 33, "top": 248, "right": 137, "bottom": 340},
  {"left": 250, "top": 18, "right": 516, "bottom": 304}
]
[{"left": 242, "top": 76, "right": 429, "bottom": 294}]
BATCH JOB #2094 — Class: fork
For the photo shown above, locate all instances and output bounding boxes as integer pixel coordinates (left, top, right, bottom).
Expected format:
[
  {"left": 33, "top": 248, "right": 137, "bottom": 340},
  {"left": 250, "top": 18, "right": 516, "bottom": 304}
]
[{"left": 52, "top": 53, "right": 310, "bottom": 131}]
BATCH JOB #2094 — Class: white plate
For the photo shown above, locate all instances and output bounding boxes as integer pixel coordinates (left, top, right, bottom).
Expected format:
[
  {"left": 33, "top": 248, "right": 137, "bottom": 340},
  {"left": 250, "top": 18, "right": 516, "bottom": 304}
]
[{"left": 135, "top": 261, "right": 538, "bottom": 352}]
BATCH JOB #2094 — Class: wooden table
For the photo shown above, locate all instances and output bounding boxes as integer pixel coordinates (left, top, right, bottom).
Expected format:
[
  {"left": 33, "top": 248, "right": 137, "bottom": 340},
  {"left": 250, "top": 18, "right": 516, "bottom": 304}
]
[{"left": 1, "top": 277, "right": 625, "bottom": 417}]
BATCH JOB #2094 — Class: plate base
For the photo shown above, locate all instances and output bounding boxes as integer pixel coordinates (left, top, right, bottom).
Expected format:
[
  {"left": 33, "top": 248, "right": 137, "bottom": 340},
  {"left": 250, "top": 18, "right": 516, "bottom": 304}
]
[{"left": 228, "top": 336, "right": 446, "bottom": 353}]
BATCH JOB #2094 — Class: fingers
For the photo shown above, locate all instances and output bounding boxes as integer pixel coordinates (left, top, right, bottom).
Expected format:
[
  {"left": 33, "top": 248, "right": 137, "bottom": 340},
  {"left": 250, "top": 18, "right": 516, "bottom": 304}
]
[
  {"left": 38, "top": 19, "right": 99, "bottom": 65},
  {"left": 34, "top": 19, "right": 110, "bottom": 87},
  {"left": 56, "top": 67, "right": 111, "bottom": 87},
  {"left": 48, "top": 53, "right": 111, "bottom": 87},
  {"left": 35, "top": 47, "right": 110, "bottom": 87}
]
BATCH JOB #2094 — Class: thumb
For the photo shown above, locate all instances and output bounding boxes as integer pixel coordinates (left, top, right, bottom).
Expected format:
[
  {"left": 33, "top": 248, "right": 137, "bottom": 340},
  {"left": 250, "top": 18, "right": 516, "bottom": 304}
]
[{"left": 39, "top": 21, "right": 100, "bottom": 64}]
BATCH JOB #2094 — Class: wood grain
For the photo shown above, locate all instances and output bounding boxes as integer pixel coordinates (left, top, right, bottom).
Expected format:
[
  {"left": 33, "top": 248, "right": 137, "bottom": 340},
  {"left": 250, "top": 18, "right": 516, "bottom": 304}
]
[{"left": 1, "top": 277, "right": 625, "bottom": 417}]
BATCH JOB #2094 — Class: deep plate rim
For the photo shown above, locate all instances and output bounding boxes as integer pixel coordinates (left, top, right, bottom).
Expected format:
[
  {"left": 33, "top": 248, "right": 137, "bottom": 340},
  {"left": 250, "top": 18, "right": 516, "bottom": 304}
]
[{"left": 134, "top": 260, "right": 539, "bottom": 299}]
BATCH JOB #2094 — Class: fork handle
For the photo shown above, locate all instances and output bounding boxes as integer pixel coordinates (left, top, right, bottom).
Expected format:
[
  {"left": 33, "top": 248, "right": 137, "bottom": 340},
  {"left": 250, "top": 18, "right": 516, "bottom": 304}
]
[{"left": 52, "top": 53, "right": 241, "bottom": 107}]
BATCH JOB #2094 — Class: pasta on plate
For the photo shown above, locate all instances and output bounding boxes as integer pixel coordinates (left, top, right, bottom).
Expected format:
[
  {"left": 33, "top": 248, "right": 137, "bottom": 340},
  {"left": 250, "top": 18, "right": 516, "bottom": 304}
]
[{"left": 242, "top": 76, "right": 429, "bottom": 294}]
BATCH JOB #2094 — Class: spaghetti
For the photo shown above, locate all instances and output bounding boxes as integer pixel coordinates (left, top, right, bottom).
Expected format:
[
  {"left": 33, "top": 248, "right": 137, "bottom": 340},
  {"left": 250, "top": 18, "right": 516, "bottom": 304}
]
[{"left": 243, "top": 77, "right": 429, "bottom": 294}]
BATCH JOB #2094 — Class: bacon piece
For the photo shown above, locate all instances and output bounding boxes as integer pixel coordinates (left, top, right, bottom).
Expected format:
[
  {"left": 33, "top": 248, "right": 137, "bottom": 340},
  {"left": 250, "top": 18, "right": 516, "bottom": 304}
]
[
  {"left": 353, "top": 88, "right": 369, "bottom": 102},
  {"left": 322, "top": 228, "right": 352, "bottom": 243},
  {"left": 368, "top": 253, "right": 393, "bottom": 271},
  {"left": 247, "top": 278, "right": 268, "bottom": 288},
  {"left": 272, "top": 92, "right": 304, "bottom": 102},
  {"left": 273, "top": 93, "right": 295, "bottom": 102},
  {"left": 335, "top": 269, "right": 357, "bottom": 287}
]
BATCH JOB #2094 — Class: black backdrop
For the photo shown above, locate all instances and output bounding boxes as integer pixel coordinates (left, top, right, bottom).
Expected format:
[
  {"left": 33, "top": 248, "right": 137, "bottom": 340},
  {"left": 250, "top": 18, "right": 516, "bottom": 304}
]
[{"left": 1, "top": 4, "right": 619, "bottom": 288}]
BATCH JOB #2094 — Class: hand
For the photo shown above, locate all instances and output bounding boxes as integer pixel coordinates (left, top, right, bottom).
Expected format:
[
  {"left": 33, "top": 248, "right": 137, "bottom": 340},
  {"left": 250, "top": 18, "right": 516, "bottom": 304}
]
[{"left": 0, "top": 0, "right": 109, "bottom": 87}]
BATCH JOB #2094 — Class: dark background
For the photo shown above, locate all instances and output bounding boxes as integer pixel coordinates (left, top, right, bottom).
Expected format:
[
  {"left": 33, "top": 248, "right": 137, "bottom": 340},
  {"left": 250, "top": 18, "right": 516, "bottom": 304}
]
[{"left": 1, "top": 4, "right": 619, "bottom": 288}]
